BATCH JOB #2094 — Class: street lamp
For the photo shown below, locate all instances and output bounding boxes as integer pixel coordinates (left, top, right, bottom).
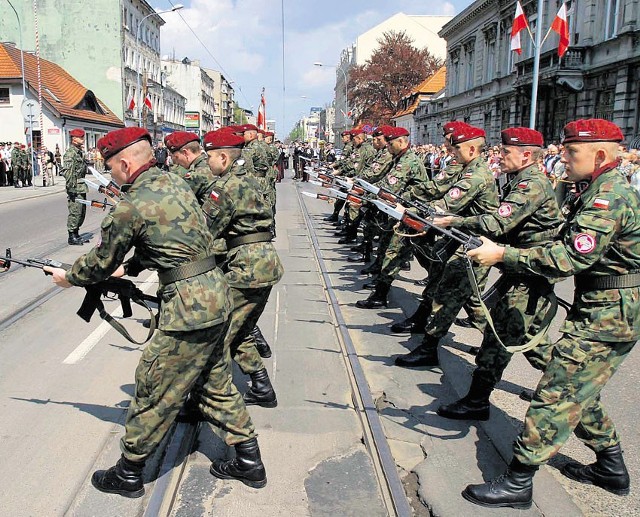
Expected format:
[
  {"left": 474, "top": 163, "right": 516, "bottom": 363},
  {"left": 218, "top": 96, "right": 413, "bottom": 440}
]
[
  {"left": 136, "top": 4, "right": 183, "bottom": 128},
  {"left": 314, "top": 62, "right": 349, "bottom": 130}
]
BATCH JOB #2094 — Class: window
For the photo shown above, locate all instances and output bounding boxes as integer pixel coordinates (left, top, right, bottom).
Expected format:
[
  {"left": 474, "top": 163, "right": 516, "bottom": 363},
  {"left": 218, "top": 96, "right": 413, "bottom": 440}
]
[
  {"left": 465, "top": 49, "right": 475, "bottom": 90},
  {"left": 0, "top": 87, "right": 10, "bottom": 104},
  {"left": 485, "top": 40, "right": 496, "bottom": 83},
  {"left": 605, "top": 0, "right": 619, "bottom": 39},
  {"left": 595, "top": 89, "right": 615, "bottom": 120}
]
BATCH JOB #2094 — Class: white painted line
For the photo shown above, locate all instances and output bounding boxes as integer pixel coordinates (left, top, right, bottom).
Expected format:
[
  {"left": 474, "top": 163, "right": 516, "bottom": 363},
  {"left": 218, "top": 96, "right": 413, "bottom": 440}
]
[
  {"left": 272, "top": 289, "right": 280, "bottom": 382},
  {"left": 62, "top": 273, "right": 158, "bottom": 365}
]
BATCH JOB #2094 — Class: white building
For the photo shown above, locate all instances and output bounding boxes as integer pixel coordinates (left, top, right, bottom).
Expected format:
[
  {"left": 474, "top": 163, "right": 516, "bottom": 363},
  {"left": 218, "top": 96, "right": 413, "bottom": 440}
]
[{"left": 204, "top": 68, "right": 235, "bottom": 128}]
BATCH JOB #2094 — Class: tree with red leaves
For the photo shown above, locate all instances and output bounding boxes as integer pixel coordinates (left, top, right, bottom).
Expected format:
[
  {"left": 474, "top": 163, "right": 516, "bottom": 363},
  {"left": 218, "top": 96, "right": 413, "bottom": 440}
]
[{"left": 349, "top": 30, "right": 442, "bottom": 126}]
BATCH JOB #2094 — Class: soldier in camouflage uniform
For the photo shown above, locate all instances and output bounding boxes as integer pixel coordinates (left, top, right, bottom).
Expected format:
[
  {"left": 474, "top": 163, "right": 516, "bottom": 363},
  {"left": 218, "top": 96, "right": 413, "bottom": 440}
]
[
  {"left": 395, "top": 122, "right": 499, "bottom": 367},
  {"left": 10, "top": 143, "right": 21, "bottom": 188},
  {"left": 62, "top": 129, "right": 89, "bottom": 245},
  {"left": 25, "top": 145, "right": 33, "bottom": 187},
  {"left": 325, "top": 130, "right": 354, "bottom": 222},
  {"left": 433, "top": 128, "right": 563, "bottom": 422},
  {"left": 164, "top": 131, "right": 214, "bottom": 205},
  {"left": 199, "top": 129, "right": 284, "bottom": 409},
  {"left": 356, "top": 126, "right": 428, "bottom": 309},
  {"left": 45, "top": 127, "right": 267, "bottom": 497},
  {"left": 463, "top": 119, "right": 640, "bottom": 509}
]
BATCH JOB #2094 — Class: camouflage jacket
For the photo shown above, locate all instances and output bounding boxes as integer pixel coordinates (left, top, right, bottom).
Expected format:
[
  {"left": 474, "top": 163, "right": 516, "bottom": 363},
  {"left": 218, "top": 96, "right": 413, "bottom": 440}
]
[
  {"left": 62, "top": 145, "right": 88, "bottom": 195},
  {"left": 452, "top": 164, "right": 563, "bottom": 247},
  {"left": 10, "top": 148, "right": 20, "bottom": 168},
  {"left": 410, "top": 163, "right": 463, "bottom": 202},
  {"left": 183, "top": 153, "right": 215, "bottom": 206},
  {"left": 377, "top": 148, "right": 428, "bottom": 197},
  {"left": 242, "top": 138, "right": 270, "bottom": 178},
  {"left": 432, "top": 157, "right": 499, "bottom": 217},
  {"left": 202, "top": 159, "right": 283, "bottom": 288},
  {"left": 266, "top": 143, "right": 279, "bottom": 166},
  {"left": 340, "top": 141, "right": 376, "bottom": 178},
  {"left": 503, "top": 164, "right": 640, "bottom": 342},
  {"left": 332, "top": 142, "right": 353, "bottom": 173},
  {"left": 364, "top": 149, "right": 394, "bottom": 184},
  {"left": 66, "top": 163, "right": 231, "bottom": 332}
]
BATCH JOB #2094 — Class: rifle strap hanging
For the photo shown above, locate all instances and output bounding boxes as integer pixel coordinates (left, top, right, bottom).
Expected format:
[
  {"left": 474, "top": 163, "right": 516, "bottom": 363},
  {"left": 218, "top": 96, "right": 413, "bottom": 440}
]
[{"left": 95, "top": 296, "right": 158, "bottom": 345}]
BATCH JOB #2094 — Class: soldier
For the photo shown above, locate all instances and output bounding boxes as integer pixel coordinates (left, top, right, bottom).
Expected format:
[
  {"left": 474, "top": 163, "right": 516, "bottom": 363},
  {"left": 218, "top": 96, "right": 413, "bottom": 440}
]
[
  {"left": 431, "top": 128, "right": 563, "bottom": 421},
  {"left": 198, "top": 129, "right": 284, "bottom": 408},
  {"left": 62, "top": 129, "right": 89, "bottom": 245},
  {"left": 25, "top": 144, "right": 33, "bottom": 187},
  {"left": 45, "top": 127, "right": 266, "bottom": 497},
  {"left": 356, "top": 126, "right": 428, "bottom": 308},
  {"left": 164, "top": 131, "right": 212, "bottom": 205},
  {"left": 462, "top": 119, "right": 640, "bottom": 509},
  {"left": 324, "top": 130, "right": 354, "bottom": 223},
  {"left": 393, "top": 122, "right": 499, "bottom": 366},
  {"left": 10, "top": 142, "right": 20, "bottom": 187}
]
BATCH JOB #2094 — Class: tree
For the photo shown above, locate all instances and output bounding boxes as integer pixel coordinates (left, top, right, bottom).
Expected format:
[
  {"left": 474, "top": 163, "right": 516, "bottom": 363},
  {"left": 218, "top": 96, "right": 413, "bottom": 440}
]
[{"left": 348, "top": 31, "right": 443, "bottom": 125}]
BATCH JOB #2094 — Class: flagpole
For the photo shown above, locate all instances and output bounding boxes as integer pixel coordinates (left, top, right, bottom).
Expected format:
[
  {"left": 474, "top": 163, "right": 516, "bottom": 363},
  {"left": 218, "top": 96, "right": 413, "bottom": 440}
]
[{"left": 529, "top": 0, "right": 545, "bottom": 128}]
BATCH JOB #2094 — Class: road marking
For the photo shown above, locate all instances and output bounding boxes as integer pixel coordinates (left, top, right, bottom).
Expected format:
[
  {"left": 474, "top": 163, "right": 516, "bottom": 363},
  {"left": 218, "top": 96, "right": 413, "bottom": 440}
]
[{"left": 62, "top": 273, "right": 158, "bottom": 365}]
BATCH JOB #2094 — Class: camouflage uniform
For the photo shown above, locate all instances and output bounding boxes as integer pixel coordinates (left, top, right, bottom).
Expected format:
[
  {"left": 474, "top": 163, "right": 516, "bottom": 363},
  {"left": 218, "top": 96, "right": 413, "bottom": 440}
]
[
  {"left": 449, "top": 163, "right": 564, "bottom": 386},
  {"left": 65, "top": 164, "right": 254, "bottom": 461},
  {"left": 417, "top": 156, "right": 499, "bottom": 345},
  {"left": 360, "top": 148, "right": 394, "bottom": 246},
  {"left": 62, "top": 144, "right": 88, "bottom": 233},
  {"left": 201, "top": 158, "right": 283, "bottom": 376},
  {"left": 10, "top": 146, "right": 20, "bottom": 186},
  {"left": 500, "top": 163, "right": 640, "bottom": 465},
  {"left": 346, "top": 140, "right": 377, "bottom": 223},
  {"left": 243, "top": 139, "right": 272, "bottom": 207},
  {"left": 183, "top": 152, "right": 216, "bottom": 205}
]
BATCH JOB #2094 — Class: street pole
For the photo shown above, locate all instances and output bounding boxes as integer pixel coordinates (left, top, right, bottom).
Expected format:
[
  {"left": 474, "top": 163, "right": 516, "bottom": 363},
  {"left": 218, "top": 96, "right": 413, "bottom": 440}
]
[
  {"left": 314, "top": 62, "right": 349, "bottom": 132},
  {"left": 529, "top": 0, "right": 544, "bottom": 129},
  {"left": 136, "top": 5, "right": 183, "bottom": 128}
]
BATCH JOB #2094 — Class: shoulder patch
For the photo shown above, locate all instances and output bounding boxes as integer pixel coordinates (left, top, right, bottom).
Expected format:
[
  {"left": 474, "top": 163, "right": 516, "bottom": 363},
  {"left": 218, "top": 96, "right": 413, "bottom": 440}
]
[
  {"left": 448, "top": 187, "right": 461, "bottom": 199},
  {"left": 498, "top": 203, "right": 512, "bottom": 217},
  {"left": 464, "top": 172, "right": 473, "bottom": 178},
  {"left": 518, "top": 181, "right": 529, "bottom": 189},
  {"left": 387, "top": 175, "right": 398, "bottom": 185},
  {"left": 574, "top": 233, "right": 596, "bottom": 254},
  {"left": 209, "top": 189, "right": 221, "bottom": 203},
  {"left": 592, "top": 198, "right": 610, "bottom": 210}
]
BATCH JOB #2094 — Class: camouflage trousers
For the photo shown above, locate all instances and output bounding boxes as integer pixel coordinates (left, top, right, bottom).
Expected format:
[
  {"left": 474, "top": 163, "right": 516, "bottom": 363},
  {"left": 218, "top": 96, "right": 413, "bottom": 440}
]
[
  {"left": 514, "top": 337, "right": 636, "bottom": 466},
  {"left": 67, "top": 192, "right": 87, "bottom": 232},
  {"left": 226, "top": 285, "right": 272, "bottom": 375},
  {"left": 474, "top": 278, "right": 554, "bottom": 387},
  {"left": 377, "top": 232, "right": 413, "bottom": 287},
  {"left": 422, "top": 255, "right": 490, "bottom": 342},
  {"left": 121, "top": 322, "right": 254, "bottom": 461}
]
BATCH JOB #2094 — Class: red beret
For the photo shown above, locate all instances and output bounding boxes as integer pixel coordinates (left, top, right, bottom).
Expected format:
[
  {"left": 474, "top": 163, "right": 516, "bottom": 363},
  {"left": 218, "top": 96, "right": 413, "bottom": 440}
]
[
  {"left": 203, "top": 130, "right": 245, "bottom": 151},
  {"left": 238, "top": 123, "right": 258, "bottom": 132},
  {"left": 442, "top": 121, "right": 459, "bottom": 137},
  {"left": 449, "top": 123, "right": 486, "bottom": 145},
  {"left": 350, "top": 127, "right": 365, "bottom": 136},
  {"left": 501, "top": 127, "right": 544, "bottom": 147},
  {"left": 69, "top": 128, "right": 85, "bottom": 138},
  {"left": 372, "top": 125, "right": 393, "bottom": 137},
  {"left": 97, "top": 127, "right": 152, "bottom": 161},
  {"left": 562, "top": 119, "right": 624, "bottom": 144},
  {"left": 164, "top": 131, "right": 199, "bottom": 153},
  {"left": 384, "top": 126, "right": 410, "bottom": 140},
  {"left": 265, "top": 131, "right": 274, "bottom": 137},
  {"left": 340, "top": 130, "right": 352, "bottom": 137}
]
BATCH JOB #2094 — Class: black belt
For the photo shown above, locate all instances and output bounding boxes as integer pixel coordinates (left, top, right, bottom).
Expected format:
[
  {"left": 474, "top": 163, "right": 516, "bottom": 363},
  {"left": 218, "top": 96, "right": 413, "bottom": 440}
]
[
  {"left": 226, "top": 232, "right": 273, "bottom": 250},
  {"left": 158, "top": 255, "right": 217, "bottom": 285},
  {"left": 575, "top": 272, "right": 640, "bottom": 290}
]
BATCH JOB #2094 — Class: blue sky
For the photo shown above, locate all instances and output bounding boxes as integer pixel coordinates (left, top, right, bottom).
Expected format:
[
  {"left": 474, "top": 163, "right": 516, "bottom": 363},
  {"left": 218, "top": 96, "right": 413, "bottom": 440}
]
[{"left": 160, "top": 1, "right": 472, "bottom": 135}]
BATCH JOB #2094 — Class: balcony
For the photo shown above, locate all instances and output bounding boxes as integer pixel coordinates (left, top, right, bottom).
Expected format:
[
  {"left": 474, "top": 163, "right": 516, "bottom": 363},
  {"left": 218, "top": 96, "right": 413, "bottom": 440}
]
[{"left": 514, "top": 47, "right": 586, "bottom": 92}]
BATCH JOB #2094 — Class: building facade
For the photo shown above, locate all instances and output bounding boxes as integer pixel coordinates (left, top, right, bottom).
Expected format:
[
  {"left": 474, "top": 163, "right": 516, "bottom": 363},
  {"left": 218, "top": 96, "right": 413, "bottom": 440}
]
[
  {"left": 420, "top": 0, "right": 640, "bottom": 145},
  {"left": 204, "top": 69, "right": 235, "bottom": 128}
]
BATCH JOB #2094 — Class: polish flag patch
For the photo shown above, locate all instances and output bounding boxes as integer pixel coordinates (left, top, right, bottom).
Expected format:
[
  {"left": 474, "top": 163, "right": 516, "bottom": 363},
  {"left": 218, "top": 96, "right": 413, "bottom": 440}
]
[
  {"left": 498, "top": 203, "right": 512, "bottom": 217},
  {"left": 449, "top": 187, "right": 461, "bottom": 199},
  {"left": 593, "top": 198, "right": 610, "bottom": 210},
  {"left": 464, "top": 172, "right": 473, "bottom": 178},
  {"left": 574, "top": 233, "right": 596, "bottom": 254},
  {"left": 209, "top": 190, "right": 220, "bottom": 202},
  {"left": 518, "top": 181, "right": 528, "bottom": 189}
]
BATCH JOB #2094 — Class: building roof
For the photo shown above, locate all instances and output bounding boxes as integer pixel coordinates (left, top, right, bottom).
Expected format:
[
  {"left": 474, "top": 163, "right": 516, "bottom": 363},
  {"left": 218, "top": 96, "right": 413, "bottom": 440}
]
[
  {"left": 392, "top": 66, "right": 447, "bottom": 119},
  {"left": 0, "top": 43, "right": 123, "bottom": 127}
]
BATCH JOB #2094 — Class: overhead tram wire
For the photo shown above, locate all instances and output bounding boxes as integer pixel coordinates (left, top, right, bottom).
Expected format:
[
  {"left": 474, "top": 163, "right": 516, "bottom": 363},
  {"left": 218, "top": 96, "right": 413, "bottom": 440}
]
[{"left": 165, "top": 0, "right": 253, "bottom": 109}]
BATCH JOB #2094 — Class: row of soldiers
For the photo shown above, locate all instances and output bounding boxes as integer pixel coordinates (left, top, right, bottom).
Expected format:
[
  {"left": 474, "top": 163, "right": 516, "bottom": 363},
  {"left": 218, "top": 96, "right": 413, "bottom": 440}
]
[
  {"left": 3, "top": 142, "right": 34, "bottom": 188},
  {"left": 315, "top": 119, "right": 639, "bottom": 509},
  {"left": 45, "top": 123, "right": 283, "bottom": 497}
]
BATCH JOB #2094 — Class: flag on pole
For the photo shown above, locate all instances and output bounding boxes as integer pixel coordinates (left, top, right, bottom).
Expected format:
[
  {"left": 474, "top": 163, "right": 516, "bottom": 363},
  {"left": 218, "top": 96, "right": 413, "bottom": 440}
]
[
  {"left": 550, "top": 3, "right": 570, "bottom": 58},
  {"left": 257, "top": 88, "right": 266, "bottom": 130},
  {"left": 144, "top": 94, "right": 153, "bottom": 111},
  {"left": 510, "top": 1, "right": 529, "bottom": 55},
  {"left": 127, "top": 95, "right": 135, "bottom": 111}
]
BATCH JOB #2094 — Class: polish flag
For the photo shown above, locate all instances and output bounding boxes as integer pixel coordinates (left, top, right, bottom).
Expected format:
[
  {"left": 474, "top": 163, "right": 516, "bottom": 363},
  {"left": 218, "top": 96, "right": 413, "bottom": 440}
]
[
  {"left": 144, "top": 95, "right": 153, "bottom": 111},
  {"left": 511, "top": 1, "right": 529, "bottom": 55},
  {"left": 127, "top": 95, "right": 135, "bottom": 111},
  {"left": 257, "top": 88, "right": 266, "bottom": 130},
  {"left": 551, "top": 3, "right": 570, "bottom": 58}
]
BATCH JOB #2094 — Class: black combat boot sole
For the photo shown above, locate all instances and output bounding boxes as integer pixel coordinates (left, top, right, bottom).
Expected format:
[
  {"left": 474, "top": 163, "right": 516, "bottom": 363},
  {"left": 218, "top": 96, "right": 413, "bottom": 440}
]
[
  {"left": 243, "top": 395, "right": 278, "bottom": 408},
  {"left": 436, "top": 406, "right": 490, "bottom": 421},
  {"left": 209, "top": 463, "right": 268, "bottom": 489},
  {"left": 461, "top": 489, "right": 532, "bottom": 509},
  {"left": 256, "top": 348, "right": 272, "bottom": 359},
  {"left": 91, "top": 472, "right": 145, "bottom": 498},
  {"left": 561, "top": 466, "right": 630, "bottom": 496}
]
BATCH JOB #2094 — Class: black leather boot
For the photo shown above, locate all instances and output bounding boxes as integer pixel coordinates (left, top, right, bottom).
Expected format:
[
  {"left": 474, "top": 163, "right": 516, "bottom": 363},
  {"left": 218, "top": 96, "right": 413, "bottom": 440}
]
[
  {"left": 360, "top": 262, "right": 381, "bottom": 276},
  {"left": 362, "top": 280, "right": 378, "bottom": 290},
  {"left": 462, "top": 458, "right": 538, "bottom": 509},
  {"left": 250, "top": 326, "right": 272, "bottom": 358},
  {"left": 76, "top": 230, "right": 90, "bottom": 243},
  {"left": 324, "top": 213, "right": 338, "bottom": 222},
  {"left": 243, "top": 368, "right": 278, "bottom": 408},
  {"left": 437, "top": 373, "right": 494, "bottom": 421},
  {"left": 390, "top": 302, "right": 431, "bottom": 334},
  {"left": 355, "top": 283, "right": 389, "bottom": 309},
  {"left": 394, "top": 338, "right": 439, "bottom": 367},
  {"left": 68, "top": 231, "right": 83, "bottom": 245},
  {"left": 562, "top": 444, "right": 630, "bottom": 495},
  {"left": 351, "top": 243, "right": 365, "bottom": 253},
  {"left": 338, "top": 225, "right": 358, "bottom": 244},
  {"left": 91, "top": 455, "right": 145, "bottom": 498},
  {"left": 455, "top": 317, "right": 477, "bottom": 329},
  {"left": 210, "top": 438, "right": 267, "bottom": 489}
]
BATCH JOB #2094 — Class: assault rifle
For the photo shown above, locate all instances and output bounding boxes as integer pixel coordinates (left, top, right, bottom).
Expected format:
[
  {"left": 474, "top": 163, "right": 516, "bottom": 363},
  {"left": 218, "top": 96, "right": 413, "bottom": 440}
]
[
  {"left": 355, "top": 178, "right": 433, "bottom": 216},
  {"left": 75, "top": 197, "right": 115, "bottom": 211},
  {"left": 88, "top": 167, "right": 122, "bottom": 202},
  {"left": 302, "top": 189, "right": 365, "bottom": 206},
  {"left": 1, "top": 248, "right": 158, "bottom": 344}
]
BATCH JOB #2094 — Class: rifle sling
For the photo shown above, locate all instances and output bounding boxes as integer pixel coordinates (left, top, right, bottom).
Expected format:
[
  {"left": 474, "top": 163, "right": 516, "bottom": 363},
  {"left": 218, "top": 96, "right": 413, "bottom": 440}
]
[{"left": 95, "top": 294, "right": 158, "bottom": 345}]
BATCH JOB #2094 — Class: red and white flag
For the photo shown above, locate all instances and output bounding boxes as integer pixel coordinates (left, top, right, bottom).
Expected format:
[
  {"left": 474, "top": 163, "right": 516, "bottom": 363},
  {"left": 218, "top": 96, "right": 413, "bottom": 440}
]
[
  {"left": 550, "top": 3, "right": 570, "bottom": 58},
  {"left": 144, "top": 95, "right": 153, "bottom": 111},
  {"left": 127, "top": 95, "right": 135, "bottom": 111},
  {"left": 511, "top": 1, "right": 529, "bottom": 55},
  {"left": 257, "top": 88, "right": 266, "bottom": 131}
]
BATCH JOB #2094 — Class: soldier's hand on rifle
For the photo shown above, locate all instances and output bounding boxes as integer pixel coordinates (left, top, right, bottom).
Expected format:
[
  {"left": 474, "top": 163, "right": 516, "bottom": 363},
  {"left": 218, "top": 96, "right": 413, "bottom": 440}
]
[
  {"left": 432, "top": 215, "right": 455, "bottom": 228},
  {"left": 466, "top": 237, "right": 505, "bottom": 267},
  {"left": 43, "top": 266, "right": 73, "bottom": 288},
  {"left": 111, "top": 265, "right": 126, "bottom": 278},
  {"left": 395, "top": 202, "right": 406, "bottom": 214}
]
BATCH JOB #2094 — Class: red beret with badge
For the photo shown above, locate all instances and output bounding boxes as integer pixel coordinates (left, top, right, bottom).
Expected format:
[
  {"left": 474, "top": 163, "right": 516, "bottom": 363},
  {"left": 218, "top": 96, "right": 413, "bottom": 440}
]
[
  {"left": 203, "top": 130, "right": 245, "bottom": 151},
  {"left": 97, "top": 127, "right": 152, "bottom": 161},
  {"left": 341, "top": 130, "right": 352, "bottom": 137},
  {"left": 265, "top": 131, "right": 274, "bottom": 137},
  {"left": 562, "top": 119, "right": 624, "bottom": 144},
  {"left": 442, "top": 121, "right": 459, "bottom": 137},
  {"left": 384, "top": 126, "right": 410, "bottom": 141},
  {"left": 69, "top": 128, "right": 85, "bottom": 138},
  {"left": 164, "top": 131, "right": 199, "bottom": 153},
  {"left": 372, "top": 125, "right": 393, "bottom": 137},
  {"left": 501, "top": 127, "right": 544, "bottom": 147},
  {"left": 449, "top": 123, "right": 486, "bottom": 145},
  {"left": 238, "top": 123, "right": 258, "bottom": 132}
]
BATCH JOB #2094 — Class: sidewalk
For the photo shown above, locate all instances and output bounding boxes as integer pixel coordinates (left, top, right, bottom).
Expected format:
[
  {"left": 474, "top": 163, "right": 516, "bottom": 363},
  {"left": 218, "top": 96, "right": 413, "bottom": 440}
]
[{"left": 0, "top": 173, "right": 66, "bottom": 205}]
